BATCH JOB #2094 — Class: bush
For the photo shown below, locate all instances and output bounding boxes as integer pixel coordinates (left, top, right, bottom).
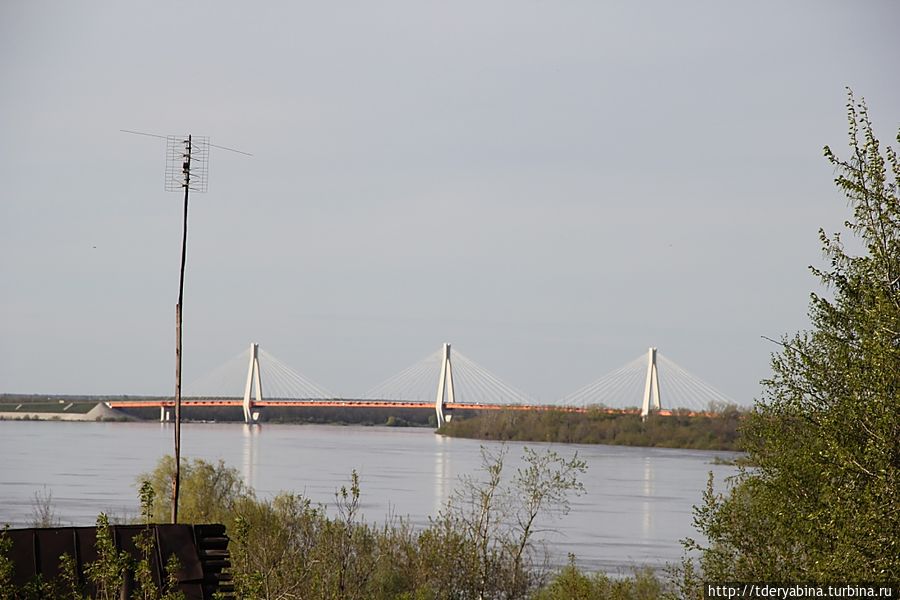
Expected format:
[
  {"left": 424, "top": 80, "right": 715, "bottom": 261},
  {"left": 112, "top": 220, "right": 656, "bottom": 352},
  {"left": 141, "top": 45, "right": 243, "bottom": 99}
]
[
  {"left": 690, "top": 91, "right": 900, "bottom": 582},
  {"left": 136, "top": 447, "right": 588, "bottom": 600}
]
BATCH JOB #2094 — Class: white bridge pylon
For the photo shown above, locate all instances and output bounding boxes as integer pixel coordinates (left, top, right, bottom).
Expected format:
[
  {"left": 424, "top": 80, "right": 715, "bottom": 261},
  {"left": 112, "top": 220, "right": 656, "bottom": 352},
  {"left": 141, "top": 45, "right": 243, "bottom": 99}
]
[
  {"left": 363, "top": 342, "right": 535, "bottom": 423},
  {"left": 243, "top": 342, "right": 262, "bottom": 424},
  {"left": 641, "top": 347, "right": 661, "bottom": 419},
  {"left": 560, "top": 347, "right": 738, "bottom": 415},
  {"left": 183, "top": 343, "right": 335, "bottom": 423},
  {"left": 434, "top": 342, "right": 455, "bottom": 428},
  {"left": 182, "top": 343, "right": 738, "bottom": 426}
]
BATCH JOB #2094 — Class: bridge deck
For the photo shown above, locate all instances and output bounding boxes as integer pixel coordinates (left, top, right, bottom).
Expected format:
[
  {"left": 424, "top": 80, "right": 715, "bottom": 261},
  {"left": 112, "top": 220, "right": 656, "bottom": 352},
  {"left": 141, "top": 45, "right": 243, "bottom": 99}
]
[{"left": 107, "top": 400, "right": 676, "bottom": 416}]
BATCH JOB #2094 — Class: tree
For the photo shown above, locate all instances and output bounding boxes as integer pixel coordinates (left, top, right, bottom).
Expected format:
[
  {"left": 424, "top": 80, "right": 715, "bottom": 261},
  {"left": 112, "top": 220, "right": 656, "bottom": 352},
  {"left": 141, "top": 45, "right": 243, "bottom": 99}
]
[
  {"left": 692, "top": 90, "right": 900, "bottom": 582},
  {"left": 421, "top": 445, "right": 587, "bottom": 600},
  {"left": 139, "top": 456, "right": 253, "bottom": 525}
]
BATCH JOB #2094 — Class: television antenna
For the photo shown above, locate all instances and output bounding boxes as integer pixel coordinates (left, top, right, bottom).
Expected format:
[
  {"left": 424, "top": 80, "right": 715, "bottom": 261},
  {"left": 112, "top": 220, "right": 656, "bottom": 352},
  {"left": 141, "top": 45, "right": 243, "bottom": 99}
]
[{"left": 122, "top": 129, "right": 251, "bottom": 524}]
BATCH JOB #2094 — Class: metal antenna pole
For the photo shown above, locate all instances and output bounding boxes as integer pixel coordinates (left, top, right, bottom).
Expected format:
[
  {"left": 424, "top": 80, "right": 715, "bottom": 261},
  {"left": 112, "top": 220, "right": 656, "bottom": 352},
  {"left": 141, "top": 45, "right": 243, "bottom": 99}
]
[
  {"left": 172, "top": 135, "right": 192, "bottom": 524},
  {"left": 121, "top": 128, "right": 248, "bottom": 523}
]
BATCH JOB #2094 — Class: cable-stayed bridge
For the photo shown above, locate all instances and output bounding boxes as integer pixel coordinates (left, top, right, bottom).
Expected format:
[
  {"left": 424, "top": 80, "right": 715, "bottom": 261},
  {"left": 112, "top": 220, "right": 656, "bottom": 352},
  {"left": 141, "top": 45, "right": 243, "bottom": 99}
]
[{"left": 109, "top": 343, "right": 741, "bottom": 426}]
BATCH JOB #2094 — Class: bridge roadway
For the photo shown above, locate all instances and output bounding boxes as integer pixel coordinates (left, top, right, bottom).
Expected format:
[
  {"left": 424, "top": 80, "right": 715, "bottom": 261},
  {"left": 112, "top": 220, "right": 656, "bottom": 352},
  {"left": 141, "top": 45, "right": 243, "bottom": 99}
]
[{"left": 107, "top": 399, "right": 674, "bottom": 416}]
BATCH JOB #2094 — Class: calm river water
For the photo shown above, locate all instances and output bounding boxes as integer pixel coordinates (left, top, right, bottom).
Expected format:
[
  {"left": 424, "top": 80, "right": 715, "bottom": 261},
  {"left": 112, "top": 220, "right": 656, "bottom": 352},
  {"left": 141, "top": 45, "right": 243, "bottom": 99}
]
[{"left": 0, "top": 421, "right": 739, "bottom": 573}]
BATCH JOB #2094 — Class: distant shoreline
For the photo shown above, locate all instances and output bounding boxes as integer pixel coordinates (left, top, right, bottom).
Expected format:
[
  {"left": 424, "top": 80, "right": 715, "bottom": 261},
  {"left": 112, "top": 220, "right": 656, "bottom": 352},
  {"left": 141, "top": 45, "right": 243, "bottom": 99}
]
[
  {"left": 1, "top": 395, "right": 746, "bottom": 452},
  {"left": 438, "top": 407, "right": 744, "bottom": 451},
  {"left": 0, "top": 401, "right": 138, "bottom": 422}
]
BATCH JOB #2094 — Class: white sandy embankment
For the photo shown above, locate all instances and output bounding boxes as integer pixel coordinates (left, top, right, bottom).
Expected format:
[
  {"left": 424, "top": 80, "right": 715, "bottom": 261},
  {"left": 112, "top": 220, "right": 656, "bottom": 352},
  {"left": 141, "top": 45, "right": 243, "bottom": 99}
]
[{"left": 0, "top": 402, "right": 140, "bottom": 421}]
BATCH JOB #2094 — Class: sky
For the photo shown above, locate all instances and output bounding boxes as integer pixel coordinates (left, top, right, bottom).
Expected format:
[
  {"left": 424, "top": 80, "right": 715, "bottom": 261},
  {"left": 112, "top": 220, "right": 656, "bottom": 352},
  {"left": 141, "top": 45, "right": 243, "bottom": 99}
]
[{"left": 1, "top": 1, "right": 898, "bottom": 405}]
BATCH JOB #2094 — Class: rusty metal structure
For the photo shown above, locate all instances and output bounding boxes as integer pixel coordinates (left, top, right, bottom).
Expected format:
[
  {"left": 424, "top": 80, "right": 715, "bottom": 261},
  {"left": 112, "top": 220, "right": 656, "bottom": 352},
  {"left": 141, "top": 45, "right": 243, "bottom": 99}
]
[{"left": 3, "top": 523, "right": 233, "bottom": 599}]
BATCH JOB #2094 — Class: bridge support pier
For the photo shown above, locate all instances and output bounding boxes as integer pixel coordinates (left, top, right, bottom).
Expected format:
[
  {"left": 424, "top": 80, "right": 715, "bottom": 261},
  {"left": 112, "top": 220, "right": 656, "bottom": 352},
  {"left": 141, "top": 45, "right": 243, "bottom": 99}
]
[
  {"left": 434, "top": 343, "right": 455, "bottom": 428},
  {"left": 243, "top": 342, "right": 263, "bottom": 425},
  {"left": 640, "top": 347, "right": 662, "bottom": 420},
  {"left": 160, "top": 406, "right": 171, "bottom": 422}
]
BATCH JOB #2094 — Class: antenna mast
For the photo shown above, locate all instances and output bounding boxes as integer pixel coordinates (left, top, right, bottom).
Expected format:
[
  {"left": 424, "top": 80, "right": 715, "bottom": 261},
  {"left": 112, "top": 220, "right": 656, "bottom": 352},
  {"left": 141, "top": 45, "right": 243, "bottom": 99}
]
[
  {"left": 123, "top": 129, "right": 248, "bottom": 523},
  {"left": 169, "top": 135, "right": 207, "bottom": 524}
]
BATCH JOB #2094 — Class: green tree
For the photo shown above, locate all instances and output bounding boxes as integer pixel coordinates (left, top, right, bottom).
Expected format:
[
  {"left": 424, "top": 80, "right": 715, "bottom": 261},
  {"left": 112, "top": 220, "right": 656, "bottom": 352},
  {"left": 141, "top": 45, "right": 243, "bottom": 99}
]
[
  {"left": 692, "top": 90, "right": 900, "bottom": 582},
  {"left": 0, "top": 528, "right": 15, "bottom": 599},
  {"left": 85, "top": 514, "right": 130, "bottom": 600},
  {"left": 139, "top": 456, "right": 253, "bottom": 525},
  {"left": 132, "top": 481, "right": 186, "bottom": 600},
  {"left": 419, "top": 445, "right": 587, "bottom": 600},
  {"left": 534, "top": 558, "right": 664, "bottom": 600},
  {"left": 508, "top": 447, "right": 586, "bottom": 595},
  {"left": 228, "top": 494, "right": 326, "bottom": 600}
]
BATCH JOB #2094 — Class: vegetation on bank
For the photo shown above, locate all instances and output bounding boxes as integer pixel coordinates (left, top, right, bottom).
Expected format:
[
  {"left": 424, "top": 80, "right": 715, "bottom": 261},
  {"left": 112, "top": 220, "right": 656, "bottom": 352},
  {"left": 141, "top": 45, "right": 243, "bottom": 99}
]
[
  {"left": 438, "top": 408, "right": 744, "bottom": 451},
  {"left": 7, "top": 449, "right": 669, "bottom": 600},
  {"left": 690, "top": 92, "right": 900, "bottom": 581},
  {"left": 144, "top": 449, "right": 596, "bottom": 600}
]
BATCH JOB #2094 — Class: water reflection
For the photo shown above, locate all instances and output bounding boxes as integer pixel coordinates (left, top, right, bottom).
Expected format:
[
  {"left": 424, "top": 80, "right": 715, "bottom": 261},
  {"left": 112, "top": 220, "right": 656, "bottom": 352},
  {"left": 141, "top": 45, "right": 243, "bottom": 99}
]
[
  {"left": 642, "top": 456, "right": 654, "bottom": 536},
  {"left": 242, "top": 425, "right": 260, "bottom": 489},
  {"left": 433, "top": 434, "right": 451, "bottom": 515}
]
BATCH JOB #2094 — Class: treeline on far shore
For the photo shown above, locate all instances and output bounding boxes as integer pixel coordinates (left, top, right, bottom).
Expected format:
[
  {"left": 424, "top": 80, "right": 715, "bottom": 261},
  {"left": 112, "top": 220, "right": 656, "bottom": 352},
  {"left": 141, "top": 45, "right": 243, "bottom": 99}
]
[{"left": 438, "top": 407, "right": 744, "bottom": 451}]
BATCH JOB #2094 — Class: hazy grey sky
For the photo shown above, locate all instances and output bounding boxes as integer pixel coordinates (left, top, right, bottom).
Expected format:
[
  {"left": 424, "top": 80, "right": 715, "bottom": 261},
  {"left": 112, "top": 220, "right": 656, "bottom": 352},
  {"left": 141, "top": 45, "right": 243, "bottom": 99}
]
[{"left": 2, "top": 1, "right": 898, "bottom": 404}]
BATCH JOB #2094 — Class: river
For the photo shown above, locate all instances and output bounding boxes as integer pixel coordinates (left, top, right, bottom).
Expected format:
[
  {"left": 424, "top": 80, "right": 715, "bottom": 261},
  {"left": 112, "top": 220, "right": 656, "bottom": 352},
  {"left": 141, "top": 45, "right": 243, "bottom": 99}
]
[{"left": 0, "top": 420, "right": 740, "bottom": 574}]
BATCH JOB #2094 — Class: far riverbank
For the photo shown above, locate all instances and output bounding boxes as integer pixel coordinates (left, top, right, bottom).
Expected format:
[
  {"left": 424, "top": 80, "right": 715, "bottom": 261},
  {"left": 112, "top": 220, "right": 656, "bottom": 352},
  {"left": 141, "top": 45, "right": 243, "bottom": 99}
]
[
  {"left": 438, "top": 407, "right": 744, "bottom": 451},
  {"left": 2, "top": 394, "right": 745, "bottom": 451}
]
